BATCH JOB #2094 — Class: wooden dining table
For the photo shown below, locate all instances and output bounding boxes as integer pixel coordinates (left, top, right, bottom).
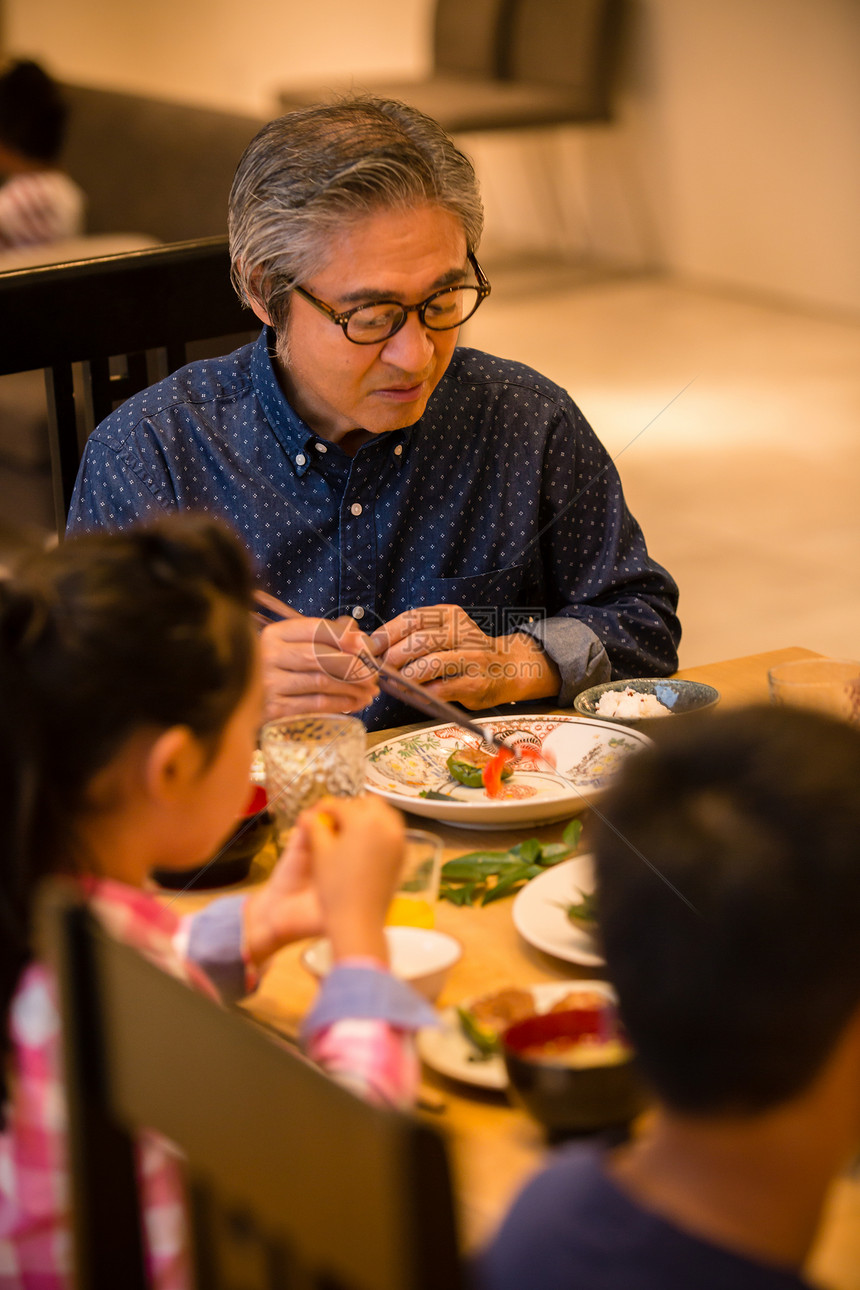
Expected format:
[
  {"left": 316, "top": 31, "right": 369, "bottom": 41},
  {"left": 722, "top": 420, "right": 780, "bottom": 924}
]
[{"left": 165, "top": 645, "right": 860, "bottom": 1289}]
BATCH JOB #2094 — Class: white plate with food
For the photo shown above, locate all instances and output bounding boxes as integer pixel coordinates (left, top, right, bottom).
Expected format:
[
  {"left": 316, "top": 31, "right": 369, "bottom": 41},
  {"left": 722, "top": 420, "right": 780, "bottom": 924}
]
[
  {"left": 365, "top": 715, "right": 650, "bottom": 830},
  {"left": 417, "top": 980, "right": 617, "bottom": 1089},
  {"left": 512, "top": 855, "right": 604, "bottom": 967}
]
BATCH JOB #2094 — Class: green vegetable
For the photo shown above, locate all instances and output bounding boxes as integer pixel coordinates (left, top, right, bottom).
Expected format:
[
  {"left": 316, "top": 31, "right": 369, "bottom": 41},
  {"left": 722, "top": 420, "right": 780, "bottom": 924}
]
[
  {"left": 418, "top": 789, "right": 459, "bottom": 801},
  {"left": 439, "top": 817, "right": 583, "bottom": 907},
  {"left": 510, "top": 837, "right": 542, "bottom": 865},
  {"left": 562, "top": 818, "right": 582, "bottom": 849},
  {"left": 481, "top": 864, "right": 542, "bottom": 905},
  {"left": 442, "top": 853, "right": 524, "bottom": 880},
  {"left": 456, "top": 1007, "right": 499, "bottom": 1059},
  {"left": 446, "top": 747, "right": 513, "bottom": 789},
  {"left": 440, "top": 881, "right": 483, "bottom": 906},
  {"left": 564, "top": 888, "right": 599, "bottom": 928}
]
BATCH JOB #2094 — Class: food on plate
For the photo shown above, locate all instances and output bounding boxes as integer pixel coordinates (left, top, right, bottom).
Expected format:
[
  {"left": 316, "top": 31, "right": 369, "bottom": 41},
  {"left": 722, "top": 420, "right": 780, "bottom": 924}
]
[
  {"left": 482, "top": 744, "right": 515, "bottom": 797},
  {"left": 470, "top": 986, "right": 537, "bottom": 1030},
  {"left": 564, "top": 888, "right": 599, "bottom": 929},
  {"left": 548, "top": 988, "right": 609, "bottom": 1013},
  {"left": 595, "top": 686, "right": 673, "bottom": 719},
  {"left": 457, "top": 986, "right": 541, "bottom": 1058},
  {"left": 447, "top": 746, "right": 514, "bottom": 789},
  {"left": 457, "top": 984, "right": 611, "bottom": 1061}
]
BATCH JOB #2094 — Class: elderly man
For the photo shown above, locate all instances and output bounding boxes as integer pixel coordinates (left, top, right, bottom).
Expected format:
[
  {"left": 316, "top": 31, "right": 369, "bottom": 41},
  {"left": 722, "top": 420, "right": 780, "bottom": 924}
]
[{"left": 68, "top": 97, "right": 680, "bottom": 730}]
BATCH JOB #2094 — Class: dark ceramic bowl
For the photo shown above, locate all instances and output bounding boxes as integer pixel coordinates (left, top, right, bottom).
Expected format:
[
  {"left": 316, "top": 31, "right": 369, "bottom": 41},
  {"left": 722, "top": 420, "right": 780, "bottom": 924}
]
[
  {"left": 151, "top": 809, "right": 274, "bottom": 891},
  {"left": 573, "top": 678, "right": 720, "bottom": 729},
  {"left": 501, "top": 1006, "right": 647, "bottom": 1140}
]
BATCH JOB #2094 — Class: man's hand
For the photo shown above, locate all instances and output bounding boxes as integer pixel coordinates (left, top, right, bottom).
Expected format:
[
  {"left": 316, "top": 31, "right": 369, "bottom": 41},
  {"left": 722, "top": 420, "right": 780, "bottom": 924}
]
[
  {"left": 260, "top": 613, "right": 379, "bottom": 722},
  {"left": 370, "top": 604, "right": 560, "bottom": 708}
]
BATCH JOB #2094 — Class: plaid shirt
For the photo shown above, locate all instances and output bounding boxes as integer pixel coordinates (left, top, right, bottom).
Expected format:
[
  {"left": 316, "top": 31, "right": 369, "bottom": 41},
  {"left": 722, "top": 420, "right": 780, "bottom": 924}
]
[{"left": 0, "top": 880, "right": 424, "bottom": 1288}]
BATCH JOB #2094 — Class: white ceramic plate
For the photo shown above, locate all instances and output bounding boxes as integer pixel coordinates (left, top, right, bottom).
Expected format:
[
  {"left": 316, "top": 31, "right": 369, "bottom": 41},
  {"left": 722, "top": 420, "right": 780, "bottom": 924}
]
[
  {"left": 417, "top": 979, "right": 617, "bottom": 1090},
  {"left": 365, "top": 715, "right": 650, "bottom": 830},
  {"left": 512, "top": 855, "right": 604, "bottom": 967}
]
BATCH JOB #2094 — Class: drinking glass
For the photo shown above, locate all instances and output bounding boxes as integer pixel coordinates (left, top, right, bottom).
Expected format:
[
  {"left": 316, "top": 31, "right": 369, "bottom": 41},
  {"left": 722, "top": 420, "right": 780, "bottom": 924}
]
[
  {"left": 260, "top": 715, "right": 366, "bottom": 844},
  {"left": 386, "top": 829, "right": 444, "bottom": 929},
  {"left": 767, "top": 658, "right": 860, "bottom": 724}
]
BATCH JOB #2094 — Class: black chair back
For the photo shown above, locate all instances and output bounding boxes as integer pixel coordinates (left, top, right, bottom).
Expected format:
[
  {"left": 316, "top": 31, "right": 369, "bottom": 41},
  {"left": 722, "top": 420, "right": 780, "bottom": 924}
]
[
  {"left": 42, "top": 884, "right": 465, "bottom": 1290},
  {"left": 0, "top": 237, "right": 256, "bottom": 534}
]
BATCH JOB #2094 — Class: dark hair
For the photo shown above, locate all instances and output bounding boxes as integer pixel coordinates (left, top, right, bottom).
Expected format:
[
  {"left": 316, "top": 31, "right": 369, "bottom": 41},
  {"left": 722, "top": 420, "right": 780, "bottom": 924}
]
[
  {"left": 0, "top": 60, "right": 68, "bottom": 163},
  {"left": 229, "top": 95, "right": 483, "bottom": 329},
  {"left": 0, "top": 515, "right": 255, "bottom": 1110},
  {"left": 591, "top": 705, "right": 860, "bottom": 1115}
]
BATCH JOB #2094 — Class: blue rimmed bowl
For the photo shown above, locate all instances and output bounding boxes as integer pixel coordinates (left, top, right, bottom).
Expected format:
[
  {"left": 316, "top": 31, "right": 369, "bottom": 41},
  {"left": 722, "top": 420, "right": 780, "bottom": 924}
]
[{"left": 573, "top": 678, "right": 720, "bottom": 729}]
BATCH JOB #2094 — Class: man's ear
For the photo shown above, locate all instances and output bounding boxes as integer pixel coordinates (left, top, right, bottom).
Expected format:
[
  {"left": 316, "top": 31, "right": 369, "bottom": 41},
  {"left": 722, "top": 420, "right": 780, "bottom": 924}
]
[
  {"left": 143, "top": 725, "right": 202, "bottom": 803},
  {"left": 248, "top": 297, "right": 273, "bottom": 327},
  {"left": 237, "top": 261, "right": 273, "bottom": 327}
]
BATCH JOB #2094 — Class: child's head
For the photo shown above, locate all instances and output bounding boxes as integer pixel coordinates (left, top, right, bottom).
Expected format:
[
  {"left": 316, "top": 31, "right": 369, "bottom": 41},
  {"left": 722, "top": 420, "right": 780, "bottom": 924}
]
[
  {"left": 0, "top": 515, "right": 257, "bottom": 1007},
  {"left": 591, "top": 705, "right": 860, "bottom": 1117},
  {"left": 0, "top": 59, "right": 68, "bottom": 166}
]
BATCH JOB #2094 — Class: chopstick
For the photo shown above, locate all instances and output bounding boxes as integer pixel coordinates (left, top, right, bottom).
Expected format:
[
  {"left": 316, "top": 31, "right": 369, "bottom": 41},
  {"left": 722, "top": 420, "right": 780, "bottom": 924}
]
[{"left": 253, "top": 589, "right": 509, "bottom": 753}]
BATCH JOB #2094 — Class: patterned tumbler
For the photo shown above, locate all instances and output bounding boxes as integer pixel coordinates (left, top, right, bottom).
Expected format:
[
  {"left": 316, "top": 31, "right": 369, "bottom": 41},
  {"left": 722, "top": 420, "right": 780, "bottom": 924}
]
[{"left": 260, "top": 714, "right": 366, "bottom": 845}]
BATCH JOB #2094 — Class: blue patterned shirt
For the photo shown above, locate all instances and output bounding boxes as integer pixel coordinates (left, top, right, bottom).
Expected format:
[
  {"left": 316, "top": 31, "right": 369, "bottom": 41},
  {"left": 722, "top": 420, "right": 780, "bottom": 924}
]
[{"left": 67, "top": 330, "right": 680, "bottom": 730}]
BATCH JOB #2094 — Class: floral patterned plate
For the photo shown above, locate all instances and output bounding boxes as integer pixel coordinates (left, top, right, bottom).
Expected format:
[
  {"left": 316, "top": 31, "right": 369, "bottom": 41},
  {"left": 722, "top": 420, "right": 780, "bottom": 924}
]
[{"left": 365, "top": 715, "right": 651, "bottom": 829}]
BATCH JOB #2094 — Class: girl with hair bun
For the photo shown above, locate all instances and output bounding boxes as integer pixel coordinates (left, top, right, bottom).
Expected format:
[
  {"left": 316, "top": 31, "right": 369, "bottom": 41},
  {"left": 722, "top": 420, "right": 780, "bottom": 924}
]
[{"left": 0, "top": 514, "right": 426, "bottom": 1287}]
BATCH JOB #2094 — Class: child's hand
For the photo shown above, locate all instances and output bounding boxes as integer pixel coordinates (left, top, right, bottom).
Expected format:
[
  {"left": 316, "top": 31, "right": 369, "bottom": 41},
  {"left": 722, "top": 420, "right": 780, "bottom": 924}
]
[
  {"left": 242, "top": 819, "right": 326, "bottom": 967},
  {"left": 300, "top": 795, "right": 405, "bottom": 964},
  {"left": 241, "top": 794, "right": 405, "bottom": 968}
]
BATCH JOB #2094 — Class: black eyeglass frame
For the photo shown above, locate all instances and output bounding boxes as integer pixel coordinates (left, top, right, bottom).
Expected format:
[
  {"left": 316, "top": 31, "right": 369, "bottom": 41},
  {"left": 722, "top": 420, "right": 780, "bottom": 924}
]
[{"left": 291, "top": 252, "right": 492, "bottom": 344}]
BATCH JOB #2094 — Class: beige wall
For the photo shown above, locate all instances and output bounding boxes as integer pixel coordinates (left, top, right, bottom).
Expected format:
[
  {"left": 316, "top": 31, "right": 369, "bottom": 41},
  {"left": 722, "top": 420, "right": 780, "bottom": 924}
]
[
  {"left": 627, "top": 0, "right": 860, "bottom": 315},
  {"left": 4, "top": 0, "right": 433, "bottom": 111},
  {"left": 6, "top": 0, "right": 860, "bottom": 316}
]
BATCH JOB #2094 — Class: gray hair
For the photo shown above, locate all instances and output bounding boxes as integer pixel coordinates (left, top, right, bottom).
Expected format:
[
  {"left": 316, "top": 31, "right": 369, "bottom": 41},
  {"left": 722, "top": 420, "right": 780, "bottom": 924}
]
[{"left": 228, "top": 96, "right": 484, "bottom": 329}]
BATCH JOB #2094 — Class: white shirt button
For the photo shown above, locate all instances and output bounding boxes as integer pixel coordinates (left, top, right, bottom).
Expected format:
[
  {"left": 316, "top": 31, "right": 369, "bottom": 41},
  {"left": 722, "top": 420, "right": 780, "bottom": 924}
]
[
  {"left": 352, "top": 605, "right": 365, "bottom": 620},
  {"left": 350, "top": 502, "right": 363, "bottom": 516},
  {"left": 295, "top": 453, "right": 306, "bottom": 466},
  {"left": 393, "top": 444, "right": 403, "bottom": 456},
  {"left": 314, "top": 442, "right": 328, "bottom": 453}
]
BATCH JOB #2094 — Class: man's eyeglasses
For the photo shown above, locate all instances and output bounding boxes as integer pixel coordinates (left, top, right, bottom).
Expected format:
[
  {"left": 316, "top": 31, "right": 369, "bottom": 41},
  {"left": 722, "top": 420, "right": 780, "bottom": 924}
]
[{"left": 292, "top": 252, "right": 492, "bottom": 345}]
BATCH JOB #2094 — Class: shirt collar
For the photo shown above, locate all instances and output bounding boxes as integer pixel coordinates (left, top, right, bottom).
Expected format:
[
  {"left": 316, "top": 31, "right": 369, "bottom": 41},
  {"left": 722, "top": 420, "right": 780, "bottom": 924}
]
[
  {"left": 250, "top": 329, "right": 318, "bottom": 476},
  {"left": 250, "top": 327, "right": 414, "bottom": 476}
]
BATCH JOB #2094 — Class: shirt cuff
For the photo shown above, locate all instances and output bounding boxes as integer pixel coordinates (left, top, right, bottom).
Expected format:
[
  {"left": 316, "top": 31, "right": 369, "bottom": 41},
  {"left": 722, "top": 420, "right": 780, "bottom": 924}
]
[
  {"left": 183, "top": 894, "right": 256, "bottom": 1004},
  {"left": 300, "top": 965, "right": 439, "bottom": 1041},
  {"left": 519, "top": 616, "right": 611, "bottom": 706}
]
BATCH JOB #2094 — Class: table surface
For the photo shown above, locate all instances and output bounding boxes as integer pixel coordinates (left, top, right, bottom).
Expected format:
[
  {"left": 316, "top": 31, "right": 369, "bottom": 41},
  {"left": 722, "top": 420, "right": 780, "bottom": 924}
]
[{"left": 164, "top": 646, "right": 860, "bottom": 1288}]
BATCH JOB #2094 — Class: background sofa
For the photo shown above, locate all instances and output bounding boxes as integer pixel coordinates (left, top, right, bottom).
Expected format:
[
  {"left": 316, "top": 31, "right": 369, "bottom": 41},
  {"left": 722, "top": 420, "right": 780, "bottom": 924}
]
[{"left": 0, "top": 83, "right": 265, "bottom": 535}]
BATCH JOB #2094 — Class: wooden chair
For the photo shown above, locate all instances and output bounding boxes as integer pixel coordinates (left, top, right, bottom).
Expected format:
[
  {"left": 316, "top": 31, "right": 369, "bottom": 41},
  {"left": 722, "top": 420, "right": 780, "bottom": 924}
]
[
  {"left": 0, "top": 237, "right": 257, "bottom": 536},
  {"left": 277, "top": 0, "right": 624, "bottom": 133},
  {"left": 41, "top": 884, "right": 465, "bottom": 1290}
]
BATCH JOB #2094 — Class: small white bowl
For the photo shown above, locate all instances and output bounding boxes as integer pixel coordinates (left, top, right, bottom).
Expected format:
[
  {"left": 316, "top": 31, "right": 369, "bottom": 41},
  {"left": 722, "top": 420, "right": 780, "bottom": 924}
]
[{"left": 301, "top": 926, "right": 462, "bottom": 1002}]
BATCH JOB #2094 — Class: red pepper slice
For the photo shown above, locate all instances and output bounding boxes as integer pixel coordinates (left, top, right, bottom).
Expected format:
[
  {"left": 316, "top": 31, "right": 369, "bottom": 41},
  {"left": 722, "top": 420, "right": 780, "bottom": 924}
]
[{"left": 482, "top": 746, "right": 515, "bottom": 798}]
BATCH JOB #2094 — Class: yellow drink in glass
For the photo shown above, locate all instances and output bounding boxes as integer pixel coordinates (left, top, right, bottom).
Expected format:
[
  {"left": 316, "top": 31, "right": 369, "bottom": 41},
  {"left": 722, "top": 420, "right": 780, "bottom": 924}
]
[
  {"left": 386, "top": 894, "right": 436, "bottom": 929},
  {"left": 386, "top": 829, "right": 443, "bottom": 929}
]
